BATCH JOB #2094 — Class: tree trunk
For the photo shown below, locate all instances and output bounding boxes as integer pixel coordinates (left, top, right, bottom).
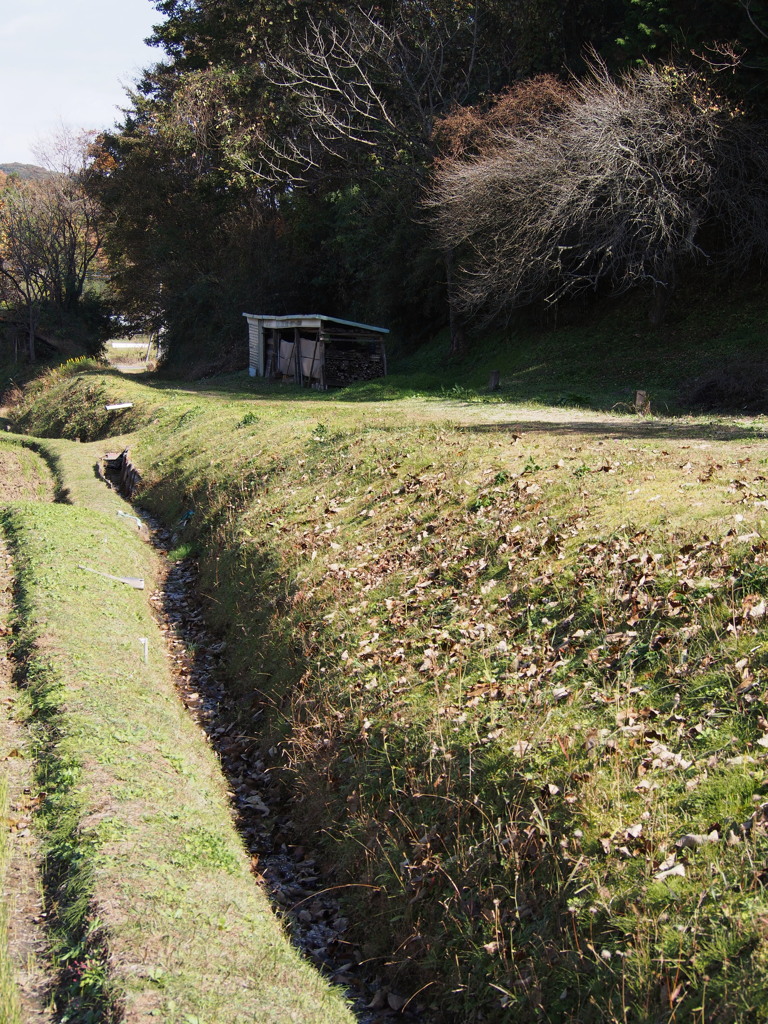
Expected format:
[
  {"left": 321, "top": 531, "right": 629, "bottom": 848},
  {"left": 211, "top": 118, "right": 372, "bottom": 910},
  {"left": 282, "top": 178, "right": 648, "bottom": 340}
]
[
  {"left": 27, "top": 304, "right": 36, "bottom": 362},
  {"left": 649, "top": 276, "right": 673, "bottom": 328},
  {"left": 445, "top": 250, "right": 467, "bottom": 357}
]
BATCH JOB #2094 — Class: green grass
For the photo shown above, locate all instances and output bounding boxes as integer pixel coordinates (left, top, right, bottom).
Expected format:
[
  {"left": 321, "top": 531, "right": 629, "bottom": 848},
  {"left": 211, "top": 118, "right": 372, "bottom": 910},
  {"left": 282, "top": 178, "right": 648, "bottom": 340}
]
[
  {"left": 0, "top": 775, "right": 22, "bottom": 1024},
  {"left": 0, "top": 433, "right": 354, "bottom": 1023},
  {"left": 11, "top": 359, "right": 151, "bottom": 441},
  {"left": 366, "top": 280, "right": 768, "bottom": 412},
  {"left": 10, "top": 297, "right": 768, "bottom": 1022},
  {"left": 0, "top": 475, "right": 31, "bottom": 1024},
  {"left": 0, "top": 443, "right": 54, "bottom": 502}
]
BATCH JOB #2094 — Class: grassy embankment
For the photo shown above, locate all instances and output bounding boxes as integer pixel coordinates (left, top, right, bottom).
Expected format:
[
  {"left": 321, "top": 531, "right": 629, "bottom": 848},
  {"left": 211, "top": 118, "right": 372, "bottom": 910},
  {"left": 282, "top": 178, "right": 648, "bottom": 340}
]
[
  {"left": 0, "top": 441, "right": 55, "bottom": 1023},
  {"left": 9, "top": 287, "right": 768, "bottom": 1023},
  {"left": 0, "top": 786, "right": 20, "bottom": 1024},
  {"left": 0, "top": 771, "right": 21, "bottom": 1024},
  {"left": 369, "top": 281, "right": 768, "bottom": 414},
  {"left": 0, "top": 428, "right": 354, "bottom": 1023}
]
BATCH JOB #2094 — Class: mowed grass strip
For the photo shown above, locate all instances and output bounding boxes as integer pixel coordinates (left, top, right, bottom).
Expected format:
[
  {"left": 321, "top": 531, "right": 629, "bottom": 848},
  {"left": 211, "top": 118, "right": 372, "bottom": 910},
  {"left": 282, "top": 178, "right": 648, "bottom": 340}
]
[
  {"left": 0, "top": 457, "right": 354, "bottom": 1022},
  {"left": 0, "top": 772, "right": 22, "bottom": 1024}
]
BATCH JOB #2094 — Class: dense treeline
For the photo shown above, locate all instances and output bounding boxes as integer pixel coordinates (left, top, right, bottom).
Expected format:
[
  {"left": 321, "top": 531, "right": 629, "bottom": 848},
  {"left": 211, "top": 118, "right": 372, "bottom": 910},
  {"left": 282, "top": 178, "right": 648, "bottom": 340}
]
[{"left": 90, "top": 0, "right": 768, "bottom": 369}]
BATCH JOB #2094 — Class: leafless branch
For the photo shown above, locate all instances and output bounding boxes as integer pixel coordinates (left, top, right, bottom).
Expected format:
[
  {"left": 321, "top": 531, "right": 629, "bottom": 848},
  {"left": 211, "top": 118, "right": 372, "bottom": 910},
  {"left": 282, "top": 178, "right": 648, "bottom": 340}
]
[
  {"left": 255, "top": 5, "right": 485, "bottom": 185},
  {"left": 740, "top": 0, "right": 768, "bottom": 40},
  {"left": 429, "top": 63, "right": 768, "bottom": 322},
  {"left": 0, "top": 146, "right": 103, "bottom": 358}
]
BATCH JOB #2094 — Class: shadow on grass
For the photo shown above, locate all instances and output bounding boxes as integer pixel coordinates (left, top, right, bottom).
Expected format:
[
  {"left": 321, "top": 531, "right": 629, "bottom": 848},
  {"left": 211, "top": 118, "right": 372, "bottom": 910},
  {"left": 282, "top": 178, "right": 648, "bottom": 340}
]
[
  {"left": 78, "top": 367, "right": 768, "bottom": 442},
  {"left": 458, "top": 419, "right": 768, "bottom": 441}
]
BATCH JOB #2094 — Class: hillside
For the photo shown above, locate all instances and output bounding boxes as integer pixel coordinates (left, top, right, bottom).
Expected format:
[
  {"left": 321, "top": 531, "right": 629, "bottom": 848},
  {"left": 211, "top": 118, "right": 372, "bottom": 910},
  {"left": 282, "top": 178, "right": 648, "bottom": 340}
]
[
  {"left": 319, "top": 279, "right": 768, "bottom": 418},
  {"left": 4, "top": 350, "right": 768, "bottom": 1022},
  {"left": 0, "top": 163, "right": 53, "bottom": 181}
]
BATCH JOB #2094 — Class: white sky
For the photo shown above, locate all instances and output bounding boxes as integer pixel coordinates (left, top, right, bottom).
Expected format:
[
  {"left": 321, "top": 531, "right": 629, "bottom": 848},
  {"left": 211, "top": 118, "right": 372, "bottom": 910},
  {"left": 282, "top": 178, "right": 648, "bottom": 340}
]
[{"left": 0, "top": 0, "right": 161, "bottom": 164}]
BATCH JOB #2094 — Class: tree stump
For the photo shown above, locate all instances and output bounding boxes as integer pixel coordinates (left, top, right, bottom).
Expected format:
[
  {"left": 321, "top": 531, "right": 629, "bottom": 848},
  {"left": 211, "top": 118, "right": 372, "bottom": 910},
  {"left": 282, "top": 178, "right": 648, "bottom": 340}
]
[{"left": 635, "top": 390, "right": 650, "bottom": 415}]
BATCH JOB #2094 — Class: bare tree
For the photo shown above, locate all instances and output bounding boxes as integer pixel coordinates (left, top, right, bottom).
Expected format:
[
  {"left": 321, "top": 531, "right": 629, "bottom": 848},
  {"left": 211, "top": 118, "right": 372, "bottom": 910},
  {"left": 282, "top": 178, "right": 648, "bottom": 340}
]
[
  {"left": 740, "top": 0, "right": 768, "bottom": 40},
  {"left": 0, "top": 182, "right": 54, "bottom": 360},
  {"left": 246, "top": 4, "right": 485, "bottom": 185},
  {"left": 0, "top": 132, "right": 103, "bottom": 359},
  {"left": 429, "top": 61, "right": 768, "bottom": 324},
  {"left": 33, "top": 129, "right": 103, "bottom": 314},
  {"left": 241, "top": 5, "right": 491, "bottom": 354}
]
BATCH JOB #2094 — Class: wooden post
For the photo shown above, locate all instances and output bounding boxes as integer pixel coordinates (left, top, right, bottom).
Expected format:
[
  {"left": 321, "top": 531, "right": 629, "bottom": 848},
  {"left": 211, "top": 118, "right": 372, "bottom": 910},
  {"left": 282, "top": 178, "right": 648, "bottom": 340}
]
[
  {"left": 308, "top": 337, "right": 320, "bottom": 386},
  {"left": 256, "top": 321, "right": 265, "bottom": 376},
  {"left": 264, "top": 329, "right": 274, "bottom": 377}
]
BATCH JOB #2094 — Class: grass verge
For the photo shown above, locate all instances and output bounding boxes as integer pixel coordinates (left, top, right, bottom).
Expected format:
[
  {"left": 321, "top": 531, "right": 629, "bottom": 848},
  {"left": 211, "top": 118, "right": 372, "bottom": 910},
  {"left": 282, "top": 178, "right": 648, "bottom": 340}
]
[
  {"left": 0, "top": 772, "right": 22, "bottom": 1024},
  {"left": 0, "top": 433, "right": 354, "bottom": 1023}
]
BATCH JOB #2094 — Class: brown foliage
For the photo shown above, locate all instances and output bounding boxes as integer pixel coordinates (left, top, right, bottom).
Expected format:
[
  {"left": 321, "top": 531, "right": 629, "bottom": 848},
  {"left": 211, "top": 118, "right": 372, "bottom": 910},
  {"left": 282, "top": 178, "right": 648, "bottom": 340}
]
[
  {"left": 429, "top": 62, "right": 768, "bottom": 322},
  {"left": 434, "top": 75, "right": 572, "bottom": 159}
]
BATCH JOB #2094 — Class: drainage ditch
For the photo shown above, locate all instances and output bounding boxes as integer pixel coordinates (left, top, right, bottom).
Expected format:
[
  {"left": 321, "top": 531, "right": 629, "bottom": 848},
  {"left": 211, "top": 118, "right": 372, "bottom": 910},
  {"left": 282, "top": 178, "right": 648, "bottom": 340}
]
[
  {"left": 93, "top": 493, "right": 425, "bottom": 1021},
  {"left": 98, "top": 448, "right": 427, "bottom": 1020}
]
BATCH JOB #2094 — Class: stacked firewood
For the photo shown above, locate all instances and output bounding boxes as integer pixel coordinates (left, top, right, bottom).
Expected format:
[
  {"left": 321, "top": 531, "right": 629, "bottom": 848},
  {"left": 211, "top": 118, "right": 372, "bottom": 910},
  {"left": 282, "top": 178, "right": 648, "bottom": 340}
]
[{"left": 324, "top": 348, "right": 384, "bottom": 386}]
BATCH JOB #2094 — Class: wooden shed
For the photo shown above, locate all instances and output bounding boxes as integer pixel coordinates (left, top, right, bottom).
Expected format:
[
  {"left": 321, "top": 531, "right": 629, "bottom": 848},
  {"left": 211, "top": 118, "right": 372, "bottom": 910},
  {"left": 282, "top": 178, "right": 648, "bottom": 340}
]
[{"left": 243, "top": 313, "right": 388, "bottom": 389}]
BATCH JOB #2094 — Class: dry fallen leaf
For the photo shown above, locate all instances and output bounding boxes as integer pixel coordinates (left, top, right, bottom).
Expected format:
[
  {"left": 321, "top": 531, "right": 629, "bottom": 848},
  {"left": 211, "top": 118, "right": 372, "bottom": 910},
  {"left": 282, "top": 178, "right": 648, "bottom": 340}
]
[
  {"left": 655, "top": 863, "right": 686, "bottom": 881},
  {"left": 676, "top": 831, "right": 719, "bottom": 849}
]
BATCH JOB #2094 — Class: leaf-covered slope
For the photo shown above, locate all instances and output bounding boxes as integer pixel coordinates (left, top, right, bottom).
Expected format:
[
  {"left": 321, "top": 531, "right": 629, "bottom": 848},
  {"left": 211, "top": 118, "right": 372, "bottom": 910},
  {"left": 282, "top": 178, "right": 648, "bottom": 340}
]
[{"left": 14, "top": 362, "right": 768, "bottom": 1022}]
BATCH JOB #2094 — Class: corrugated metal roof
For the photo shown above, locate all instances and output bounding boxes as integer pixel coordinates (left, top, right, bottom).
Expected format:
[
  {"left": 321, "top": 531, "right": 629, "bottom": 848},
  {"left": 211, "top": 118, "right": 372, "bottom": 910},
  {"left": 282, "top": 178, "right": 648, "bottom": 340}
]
[{"left": 243, "top": 313, "right": 389, "bottom": 334}]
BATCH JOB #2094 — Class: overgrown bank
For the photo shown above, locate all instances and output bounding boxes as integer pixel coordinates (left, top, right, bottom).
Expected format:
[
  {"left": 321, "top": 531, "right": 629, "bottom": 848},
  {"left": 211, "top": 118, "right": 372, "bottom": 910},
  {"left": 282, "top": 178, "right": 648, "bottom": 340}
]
[
  {"left": 0, "top": 535, "right": 23, "bottom": 1024},
  {"left": 13, "top": 364, "right": 768, "bottom": 1022}
]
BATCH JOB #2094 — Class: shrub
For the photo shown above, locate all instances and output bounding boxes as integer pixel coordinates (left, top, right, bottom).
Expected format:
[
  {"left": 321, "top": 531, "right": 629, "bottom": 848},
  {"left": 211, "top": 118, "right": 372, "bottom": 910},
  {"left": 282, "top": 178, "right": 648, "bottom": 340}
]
[
  {"left": 681, "top": 357, "right": 768, "bottom": 412},
  {"left": 430, "top": 61, "right": 768, "bottom": 324}
]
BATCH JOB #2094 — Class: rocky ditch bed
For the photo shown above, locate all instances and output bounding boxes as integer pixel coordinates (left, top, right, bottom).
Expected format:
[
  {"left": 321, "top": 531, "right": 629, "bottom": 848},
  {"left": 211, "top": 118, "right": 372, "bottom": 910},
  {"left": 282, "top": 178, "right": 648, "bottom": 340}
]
[{"left": 141, "top": 513, "right": 427, "bottom": 1023}]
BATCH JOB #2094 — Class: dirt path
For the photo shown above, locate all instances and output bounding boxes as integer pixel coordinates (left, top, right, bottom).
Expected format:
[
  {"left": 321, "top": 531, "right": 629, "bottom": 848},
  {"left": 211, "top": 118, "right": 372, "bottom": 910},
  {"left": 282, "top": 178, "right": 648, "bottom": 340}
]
[
  {"left": 389, "top": 396, "right": 768, "bottom": 441},
  {"left": 0, "top": 538, "right": 53, "bottom": 1022}
]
